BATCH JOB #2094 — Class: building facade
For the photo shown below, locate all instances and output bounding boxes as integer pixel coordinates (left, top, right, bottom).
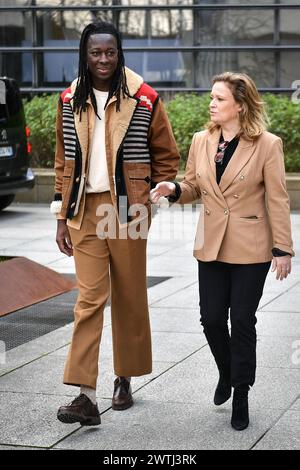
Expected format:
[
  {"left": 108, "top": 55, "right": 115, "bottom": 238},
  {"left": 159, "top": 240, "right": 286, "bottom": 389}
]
[{"left": 0, "top": 0, "right": 300, "bottom": 95}]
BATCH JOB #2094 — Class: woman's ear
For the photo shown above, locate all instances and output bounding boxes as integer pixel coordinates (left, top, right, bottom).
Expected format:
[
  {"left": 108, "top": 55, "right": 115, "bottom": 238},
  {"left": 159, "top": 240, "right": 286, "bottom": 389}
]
[{"left": 238, "top": 102, "right": 246, "bottom": 117}]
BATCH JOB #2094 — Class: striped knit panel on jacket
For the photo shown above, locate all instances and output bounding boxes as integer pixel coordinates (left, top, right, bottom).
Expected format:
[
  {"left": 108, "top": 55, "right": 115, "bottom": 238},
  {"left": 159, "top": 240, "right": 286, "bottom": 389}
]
[
  {"left": 122, "top": 84, "right": 158, "bottom": 164},
  {"left": 61, "top": 88, "right": 76, "bottom": 161}
]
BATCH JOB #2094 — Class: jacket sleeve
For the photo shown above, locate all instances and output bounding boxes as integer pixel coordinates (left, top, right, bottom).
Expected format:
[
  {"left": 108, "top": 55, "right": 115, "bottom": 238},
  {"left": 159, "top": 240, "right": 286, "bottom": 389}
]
[
  {"left": 52, "top": 98, "right": 66, "bottom": 219},
  {"left": 263, "top": 137, "right": 294, "bottom": 256},
  {"left": 177, "top": 133, "right": 202, "bottom": 204},
  {"left": 148, "top": 98, "right": 180, "bottom": 184}
]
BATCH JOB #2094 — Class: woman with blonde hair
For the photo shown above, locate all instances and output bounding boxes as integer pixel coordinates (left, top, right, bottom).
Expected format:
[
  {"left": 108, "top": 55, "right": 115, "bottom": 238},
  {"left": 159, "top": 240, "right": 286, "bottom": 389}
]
[{"left": 150, "top": 72, "right": 294, "bottom": 430}]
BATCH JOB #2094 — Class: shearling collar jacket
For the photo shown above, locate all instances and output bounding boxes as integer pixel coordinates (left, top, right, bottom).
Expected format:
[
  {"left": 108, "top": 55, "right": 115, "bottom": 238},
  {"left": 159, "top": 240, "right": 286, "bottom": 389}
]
[{"left": 52, "top": 67, "right": 180, "bottom": 229}]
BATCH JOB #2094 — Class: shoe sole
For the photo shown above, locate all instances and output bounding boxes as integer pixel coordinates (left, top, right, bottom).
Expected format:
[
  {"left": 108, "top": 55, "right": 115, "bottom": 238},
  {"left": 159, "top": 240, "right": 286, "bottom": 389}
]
[
  {"left": 57, "top": 412, "right": 101, "bottom": 426},
  {"left": 214, "top": 391, "right": 232, "bottom": 406},
  {"left": 112, "top": 399, "right": 134, "bottom": 411},
  {"left": 231, "top": 420, "right": 249, "bottom": 431}
]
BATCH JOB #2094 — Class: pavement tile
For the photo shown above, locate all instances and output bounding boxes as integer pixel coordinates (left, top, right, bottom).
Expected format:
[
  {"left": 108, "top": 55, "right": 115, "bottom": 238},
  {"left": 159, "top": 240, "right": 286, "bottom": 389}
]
[
  {"left": 49, "top": 327, "right": 206, "bottom": 364},
  {"left": 148, "top": 276, "right": 197, "bottom": 306},
  {"left": 0, "top": 391, "right": 109, "bottom": 447},
  {"left": 0, "top": 354, "right": 175, "bottom": 400},
  {"left": 0, "top": 204, "right": 299, "bottom": 450},
  {"left": 53, "top": 400, "right": 281, "bottom": 450},
  {"left": 149, "top": 307, "right": 201, "bottom": 333},
  {"left": 253, "top": 409, "right": 300, "bottom": 450},
  {"left": 290, "top": 398, "right": 300, "bottom": 410},
  {"left": 260, "top": 292, "right": 300, "bottom": 313},
  {"left": 151, "top": 284, "right": 200, "bottom": 309},
  {"left": 135, "top": 349, "right": 300, "bottom": 411},
  {"left": 256, "top": 335, "right": 300, "bottom": 369},
  {"left": 257, "top": 311, "right": 300, "bottom": 337},
  {"left": 0, "top": 323, "right": 73, "bottom": 377}
]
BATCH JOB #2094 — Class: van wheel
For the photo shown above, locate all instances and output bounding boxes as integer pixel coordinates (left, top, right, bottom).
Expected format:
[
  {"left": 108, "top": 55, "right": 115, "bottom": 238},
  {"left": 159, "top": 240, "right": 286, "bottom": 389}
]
[{"left": 0, "top": 194, "right": 15, "bottom": 211}]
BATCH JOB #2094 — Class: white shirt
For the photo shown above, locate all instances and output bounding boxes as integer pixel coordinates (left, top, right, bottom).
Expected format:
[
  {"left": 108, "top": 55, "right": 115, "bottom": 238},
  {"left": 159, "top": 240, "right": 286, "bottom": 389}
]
[{"left": 85, "top": 89, "right": 110, "bottom": 193}]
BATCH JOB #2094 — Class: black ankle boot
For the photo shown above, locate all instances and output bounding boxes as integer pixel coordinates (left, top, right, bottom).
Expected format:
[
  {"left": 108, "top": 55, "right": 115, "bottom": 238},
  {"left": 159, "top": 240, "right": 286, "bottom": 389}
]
[
  {"left": 231, "top": 386, "right": 249, "bottom": 431},
  {"left": 214, "top": 373, "right": 231, "bottom": 406}
]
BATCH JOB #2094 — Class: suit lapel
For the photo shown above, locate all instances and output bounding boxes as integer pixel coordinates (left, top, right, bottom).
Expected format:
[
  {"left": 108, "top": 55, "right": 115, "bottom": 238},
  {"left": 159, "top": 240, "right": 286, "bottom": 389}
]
[
  {"left": 218, "top": 137, "right": 254, "bottom": 193},
  {"left": 207, "top": 128, "right": 221, "bottom": 179},
  {"left": 70, "top": 89, "right": 137, "bottom": 175},
  {"left": 206, "top": 129, "right": 225, "bottom": 200},
  {"left": 206, "top": 129, "right": 255, "bottom": 195},
  {"left": 106, "top": 95, "right": 138, "bottom": 172}
]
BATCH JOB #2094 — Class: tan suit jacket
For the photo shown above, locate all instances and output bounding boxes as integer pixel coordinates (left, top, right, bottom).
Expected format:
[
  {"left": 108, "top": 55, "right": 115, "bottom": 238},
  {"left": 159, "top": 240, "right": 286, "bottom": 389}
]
[{"left": 178, "top": 129, "right": 294, "bottom": 263}]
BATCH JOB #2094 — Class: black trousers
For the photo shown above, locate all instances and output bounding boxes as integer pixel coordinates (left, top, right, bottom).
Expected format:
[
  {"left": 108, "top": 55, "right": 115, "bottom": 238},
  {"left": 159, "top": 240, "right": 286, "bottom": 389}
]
[{"left": 198, "top": 260, "right": 271, "bottom": 388}]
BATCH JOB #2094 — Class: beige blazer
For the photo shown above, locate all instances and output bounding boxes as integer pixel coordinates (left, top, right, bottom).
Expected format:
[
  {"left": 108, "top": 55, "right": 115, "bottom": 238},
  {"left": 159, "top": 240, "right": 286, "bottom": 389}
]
[{"left": 178, "top": 128, "right": 294, "bottom": 264}]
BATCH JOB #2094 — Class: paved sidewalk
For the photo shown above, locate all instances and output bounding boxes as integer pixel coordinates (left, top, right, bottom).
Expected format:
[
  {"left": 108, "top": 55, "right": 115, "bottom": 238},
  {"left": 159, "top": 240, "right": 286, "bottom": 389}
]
[{"left": 0, "top": 202, "right": 299, "bottom": 450}]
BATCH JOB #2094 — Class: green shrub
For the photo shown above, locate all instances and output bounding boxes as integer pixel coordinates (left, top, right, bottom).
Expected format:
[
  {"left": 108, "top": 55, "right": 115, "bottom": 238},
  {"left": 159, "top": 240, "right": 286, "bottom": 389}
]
[
  {"left": 166, "top": 93, "right": 210, "bottom": 170},
  {"left": 23, "top": 91, "right": 300, "bottom": 172},
  {"left": 23, "top": 93, "right": 59, "bottom": 168},
  {"left": 166, "top": 92, "right": 300, "bottom": 172},
  {"left": 264, "top": 93, "right": 300, "bottom": 172}
]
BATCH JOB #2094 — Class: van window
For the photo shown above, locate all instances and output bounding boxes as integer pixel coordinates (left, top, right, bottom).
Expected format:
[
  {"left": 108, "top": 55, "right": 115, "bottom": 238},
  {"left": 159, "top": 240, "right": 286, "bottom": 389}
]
[{"left": 0, "top": 79, "right": 24, "bottom": 126}]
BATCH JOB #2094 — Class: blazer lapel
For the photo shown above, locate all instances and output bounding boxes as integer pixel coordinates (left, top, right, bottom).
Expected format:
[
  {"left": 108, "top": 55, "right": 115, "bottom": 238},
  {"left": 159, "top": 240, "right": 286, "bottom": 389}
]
[
  {"left": 71, "top": 92, "right": 137, "bottom": 176},
  {"left": 218, "top": 136, "right": 254, "bottom": 193},
  {"left": 106, "top": 95, "right": 138, "bottom": 172},
  {"left": 206, "top": 129, "right": 225, "bottom": 200},
  {"left": 207, "top": 128, "right": 221, "bottom": 178}
]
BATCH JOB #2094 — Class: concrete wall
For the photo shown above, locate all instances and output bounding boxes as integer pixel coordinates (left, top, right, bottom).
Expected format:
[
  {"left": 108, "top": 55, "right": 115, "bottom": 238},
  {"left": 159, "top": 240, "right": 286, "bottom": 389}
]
[{"left": 15, "top": 169, "right": 300, "bottom": 210}]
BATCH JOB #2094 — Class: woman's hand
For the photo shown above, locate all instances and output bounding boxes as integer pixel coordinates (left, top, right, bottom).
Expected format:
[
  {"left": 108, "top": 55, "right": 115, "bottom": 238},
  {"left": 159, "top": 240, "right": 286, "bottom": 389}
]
[
  {"left": 271, "top": 255, "right": 291, "bottom": 281},
  {"left": 150, "top": 182, "right": 176, "bottom": 203}
]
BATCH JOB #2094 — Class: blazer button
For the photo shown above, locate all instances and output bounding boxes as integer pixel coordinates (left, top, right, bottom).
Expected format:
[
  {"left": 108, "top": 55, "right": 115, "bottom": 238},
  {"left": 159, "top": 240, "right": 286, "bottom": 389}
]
[
  {"left": 224, "top": 209, "right": 229, "bottom": 215},
  {"left": 205, "top": 209, "right": 210, "bottom": 215},
  {"left": 70, "top": 202, "right": 75, "bottom": 208},
  {"left": 240, "top": 175, "right": 245, "bottom": 180}
]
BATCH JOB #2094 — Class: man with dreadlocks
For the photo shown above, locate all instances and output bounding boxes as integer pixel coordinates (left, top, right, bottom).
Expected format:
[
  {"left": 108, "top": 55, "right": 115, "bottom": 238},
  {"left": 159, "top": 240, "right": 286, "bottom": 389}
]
[{"left": 51, "top": 22, "right": 180, "bottom": 426}]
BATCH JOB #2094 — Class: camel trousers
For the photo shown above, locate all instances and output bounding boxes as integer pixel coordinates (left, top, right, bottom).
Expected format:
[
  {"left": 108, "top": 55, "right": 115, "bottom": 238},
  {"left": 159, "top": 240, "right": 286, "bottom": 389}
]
[{"left": 63, "top": 192, "right": 152, "bottom": 389}]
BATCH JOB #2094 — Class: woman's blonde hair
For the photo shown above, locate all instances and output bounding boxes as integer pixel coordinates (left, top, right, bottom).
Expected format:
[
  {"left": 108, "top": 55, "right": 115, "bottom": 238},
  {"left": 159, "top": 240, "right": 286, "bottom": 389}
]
[{"left": 207, "top": 71, "right": 269, "bottom": 139}]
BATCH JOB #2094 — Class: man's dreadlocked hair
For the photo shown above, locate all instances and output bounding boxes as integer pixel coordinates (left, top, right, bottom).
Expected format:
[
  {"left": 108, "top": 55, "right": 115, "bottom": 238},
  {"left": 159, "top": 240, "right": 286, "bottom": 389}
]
[{"left": 72, "top": 21, "right": 129, "bottom": 120}]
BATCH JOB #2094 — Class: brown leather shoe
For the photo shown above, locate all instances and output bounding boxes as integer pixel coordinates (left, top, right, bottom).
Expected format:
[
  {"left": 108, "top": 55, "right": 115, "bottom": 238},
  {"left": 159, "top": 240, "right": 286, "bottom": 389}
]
[
  {"left": 57, "top": 393, "right": 101, "bottom": 426},
  {"left": 112, "top": 376, "right": 133, "bottom": 411}
]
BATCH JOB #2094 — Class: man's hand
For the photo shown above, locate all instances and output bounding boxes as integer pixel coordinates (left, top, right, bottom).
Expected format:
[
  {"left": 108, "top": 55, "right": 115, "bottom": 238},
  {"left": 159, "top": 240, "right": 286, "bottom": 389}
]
[
  {"left": 150, "top": 182, "right": 176, "bottom": 203},
  {"left": 56, "top": 219, "right": 73, "bottom": 257},
  {"left": 271, "top": 255, "right": 291, "bottom": 281}
]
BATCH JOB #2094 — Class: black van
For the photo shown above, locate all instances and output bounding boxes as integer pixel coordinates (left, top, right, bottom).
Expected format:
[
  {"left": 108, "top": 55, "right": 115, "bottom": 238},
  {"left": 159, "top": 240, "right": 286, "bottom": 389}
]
[{"left": 0, "top": 77, "right": 35, "bottom": 211}]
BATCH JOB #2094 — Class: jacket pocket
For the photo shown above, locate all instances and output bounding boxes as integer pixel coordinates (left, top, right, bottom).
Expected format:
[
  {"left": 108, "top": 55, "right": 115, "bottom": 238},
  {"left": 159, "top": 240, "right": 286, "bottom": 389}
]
[
  {"left": 240, "top": 216, "right": 264, "bottom": 220},
  {"left": 124, "top": 162, "right": 151, "bottom": 208}
]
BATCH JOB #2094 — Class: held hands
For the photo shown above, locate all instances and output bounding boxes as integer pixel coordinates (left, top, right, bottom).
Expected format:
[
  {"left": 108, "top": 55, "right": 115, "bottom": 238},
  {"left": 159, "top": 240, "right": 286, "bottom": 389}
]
[
  {"left": 56, "top": 219, "right": 73, "bottom": 257},
  {"left": 271, "top": 255, "right": 291, "bottom": 281},
  {"left": 150, "top": 182, "right": 176, "bottom": 204}
]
